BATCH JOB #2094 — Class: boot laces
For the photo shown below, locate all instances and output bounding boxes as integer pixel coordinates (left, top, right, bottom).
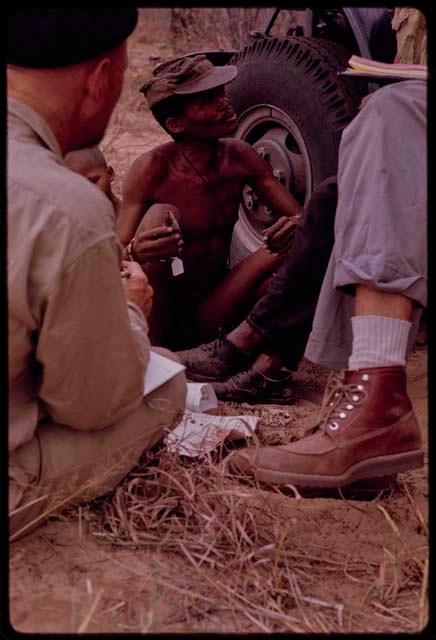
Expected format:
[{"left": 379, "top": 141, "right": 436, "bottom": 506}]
[{"left": 319, "top": 377, "right": 368, "bottom": 433}]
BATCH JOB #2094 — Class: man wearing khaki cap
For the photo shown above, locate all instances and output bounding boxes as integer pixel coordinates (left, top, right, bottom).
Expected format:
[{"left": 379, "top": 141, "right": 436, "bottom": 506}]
[
  {"left": 7, "top": 9, "right": 186, "bottom": 540},
  {"left": 117, "top": 54, "right": 304, "bottom": 350}
]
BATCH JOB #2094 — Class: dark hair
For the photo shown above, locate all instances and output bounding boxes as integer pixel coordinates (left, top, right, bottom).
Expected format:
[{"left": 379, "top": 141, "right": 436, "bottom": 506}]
[
  {"left": 150, "top": 94, "right": 191, "bottom": 139},
  {"left": 64, "top": 146, "right": 107, "bottom": 172}
]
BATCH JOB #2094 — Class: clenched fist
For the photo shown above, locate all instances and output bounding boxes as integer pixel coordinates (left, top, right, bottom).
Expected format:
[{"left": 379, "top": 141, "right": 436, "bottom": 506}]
[
  {"left": 121, "top": 260, "right": 153, "bottom": 318},
  {"left": 132, "top": 226, "right": 183, "bottom": 263}
]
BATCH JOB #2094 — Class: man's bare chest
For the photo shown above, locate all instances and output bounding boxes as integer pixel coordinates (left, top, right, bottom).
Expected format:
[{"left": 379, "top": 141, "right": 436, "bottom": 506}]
[{"left": 153, "top": 171, "right": 245, "bottom": 239}]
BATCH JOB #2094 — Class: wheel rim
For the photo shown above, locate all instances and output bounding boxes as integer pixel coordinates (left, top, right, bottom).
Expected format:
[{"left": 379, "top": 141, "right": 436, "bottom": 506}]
[{"left": 233, "top": 104, "right": 313, "bottom": 241}]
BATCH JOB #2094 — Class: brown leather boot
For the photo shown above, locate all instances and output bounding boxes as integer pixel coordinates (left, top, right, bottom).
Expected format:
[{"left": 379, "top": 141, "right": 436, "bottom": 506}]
[{"left": 227, "top": 366, "right": 424, "bottom": 488}]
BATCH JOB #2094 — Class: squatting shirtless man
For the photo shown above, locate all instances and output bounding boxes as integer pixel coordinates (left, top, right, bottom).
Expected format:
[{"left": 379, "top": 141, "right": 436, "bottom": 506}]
[{"left": 117, "top": 54, "right": 303, "bottom": 349}]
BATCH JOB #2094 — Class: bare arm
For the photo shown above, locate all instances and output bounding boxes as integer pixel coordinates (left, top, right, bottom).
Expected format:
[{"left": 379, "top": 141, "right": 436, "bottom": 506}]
[
  {"left": 117, "top": 152, "right": 165, "bottom": 246},
  {"left": 235, "top": 141, "right": 304, "bottom": 253}
]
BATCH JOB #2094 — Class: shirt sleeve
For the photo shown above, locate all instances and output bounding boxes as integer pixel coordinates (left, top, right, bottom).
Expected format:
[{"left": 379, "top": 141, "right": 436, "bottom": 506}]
[
  {"left": 36, "top": 238, "right": 150, "bottom": 430},
  {"left": 127, "top": 300, "right": 150, "bottom": 367}
]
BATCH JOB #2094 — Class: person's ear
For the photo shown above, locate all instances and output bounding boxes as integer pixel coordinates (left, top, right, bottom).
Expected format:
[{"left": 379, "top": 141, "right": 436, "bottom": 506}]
[
  {"left": 166, "top": 116, "right": 185, "bottom": 135},
  {"left": 85, "top": 57, "right": 111, "bottom": 102}
]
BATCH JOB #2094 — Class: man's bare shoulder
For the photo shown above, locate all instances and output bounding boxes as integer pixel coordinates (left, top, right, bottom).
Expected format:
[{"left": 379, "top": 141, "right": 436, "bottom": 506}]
[
  {"left": 221, "top": 138, "right": 265, "bottom": 174},
  {"left": 221, "top": 138, "right": 260, "bottom": 162},
  {"left": 127, "top": 142, "right": 176, "bottom": 180}
]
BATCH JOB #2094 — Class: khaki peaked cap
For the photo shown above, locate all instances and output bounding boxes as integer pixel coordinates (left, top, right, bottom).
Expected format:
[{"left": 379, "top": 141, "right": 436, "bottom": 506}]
[{"left": 141, "top": 54, "right": 238, "bottom": 108}]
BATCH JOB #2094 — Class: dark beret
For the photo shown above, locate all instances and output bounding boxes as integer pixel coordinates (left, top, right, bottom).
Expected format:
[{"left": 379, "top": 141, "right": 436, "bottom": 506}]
[{"left": 7, "top": 9, "right": 138, "bottom": 68}]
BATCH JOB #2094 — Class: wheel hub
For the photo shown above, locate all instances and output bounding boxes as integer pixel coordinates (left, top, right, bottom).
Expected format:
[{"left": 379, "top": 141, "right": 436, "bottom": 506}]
[
  {"left": 243, "top": 130, "right": 298, "bottom": 223},
  {"left": 235, "top": 105, "right": 312, "bottom": 239}
]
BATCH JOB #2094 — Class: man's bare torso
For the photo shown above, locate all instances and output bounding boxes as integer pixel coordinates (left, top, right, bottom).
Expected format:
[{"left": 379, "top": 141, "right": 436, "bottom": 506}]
[{"left": 148, "top": 139, "right": 250, "bottom": 285}]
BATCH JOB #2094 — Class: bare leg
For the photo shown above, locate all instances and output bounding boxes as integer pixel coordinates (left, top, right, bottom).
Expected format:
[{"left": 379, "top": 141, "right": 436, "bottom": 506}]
[
  {"left": 141, "top": 261, "right": 172, "bottom": 346},
  {"left": 252, "top": 352, "right": 286, "bottom": 377},
  {"left": 195, "top": 247, "right": 284, "bottom": 339},
  {"left": 227, "top": 323, "right": 287, "bottom": 379},
  {"left": 135, "top": 202, "right": 181, "bottom": 233},
  {"left": 227, "top": 320, "right": 263, "bottom": 352},
  {"left": 355, "top": 285, "right": 413, "bottom": 320},
  {"left": 134, "top": 204, "right": 182, "bottom": 346}
]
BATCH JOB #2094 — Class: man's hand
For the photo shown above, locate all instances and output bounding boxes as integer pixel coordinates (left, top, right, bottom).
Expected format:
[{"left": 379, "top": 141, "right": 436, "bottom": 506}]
[
  {"left": 132, "top": 226, "right": 183, "bottom": 263},
  {"left": 121, "top": 260, "right": 153, "bottom": 318},
  {"left": 263, "top": 214, "right": 301, "bottom": 255},
  {"left": 359, "top": 94, "right": 372, "bottom": 111}
]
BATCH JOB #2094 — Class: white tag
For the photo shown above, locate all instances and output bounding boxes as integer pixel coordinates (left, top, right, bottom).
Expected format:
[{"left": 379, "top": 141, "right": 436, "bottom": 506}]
[{"left": 171, "top": 257, "right": 184, "bottom": 276}]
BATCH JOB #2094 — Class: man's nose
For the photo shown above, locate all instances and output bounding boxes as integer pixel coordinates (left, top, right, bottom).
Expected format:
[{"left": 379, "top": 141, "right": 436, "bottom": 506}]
[{"left": 219, "top": 93, "right": 231, "bottom": 106}]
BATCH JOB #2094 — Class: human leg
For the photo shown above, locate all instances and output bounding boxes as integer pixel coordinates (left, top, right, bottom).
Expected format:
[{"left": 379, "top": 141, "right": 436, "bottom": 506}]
[
  {"left": 179, "top": 176, "right": 338, "bottom": 403},
  {"left": 227, "top": 80, "right": 427, "bottom": 486},
  {"left": 178, "top": 176, "right": 338, "bottom": 385},
  {"left": 246, "top": 176, "right": 337, "bottom": 370},
  {"left": 132, "top": 204, "right": 182, "bottom": 345},
  {"left": 9, "top": 348, "right": 186, "bottom": 541},
  {"left": 305, "top": 80, "right": 427, "bottom": 369},
  {"left": 194, "top": 246, "right": 284, "bottom": 340},
  {"left": 349, "top": 286, "right": 414, "bottom": 370},
  {"left": 228, "top": 288, "right": 423, "bottom": 485}
]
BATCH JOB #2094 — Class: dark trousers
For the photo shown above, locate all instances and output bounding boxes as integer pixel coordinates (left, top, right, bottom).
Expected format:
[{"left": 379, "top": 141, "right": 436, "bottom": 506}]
[{"left": 247, "top": 176, "right": 338, "bottom": 370}]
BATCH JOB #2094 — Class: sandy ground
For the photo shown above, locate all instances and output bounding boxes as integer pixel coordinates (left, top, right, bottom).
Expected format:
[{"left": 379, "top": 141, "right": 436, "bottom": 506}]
[
  {"left": 9, "top": 348, "right": 428, "bottom": 633},
  {"left": 8, "top": 12, "right": 429, "bottom": 634}
]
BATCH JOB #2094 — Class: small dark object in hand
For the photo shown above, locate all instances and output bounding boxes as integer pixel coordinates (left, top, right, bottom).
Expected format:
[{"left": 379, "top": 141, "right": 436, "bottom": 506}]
[{"left": 164, "top": 209, "right": 181, "bottom": 232}]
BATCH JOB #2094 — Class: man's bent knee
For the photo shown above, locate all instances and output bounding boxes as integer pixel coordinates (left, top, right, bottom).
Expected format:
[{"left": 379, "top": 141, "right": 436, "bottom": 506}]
[
  {"left": 136, "top": 203, "right": 181, "bottom": 234},
  {"left": 9, "top": 365, "right": 186, "bottom": 541}
]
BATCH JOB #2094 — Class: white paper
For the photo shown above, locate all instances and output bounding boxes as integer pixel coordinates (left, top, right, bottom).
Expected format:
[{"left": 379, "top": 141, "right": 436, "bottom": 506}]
[
  {"left": 186, "top": 383, "right": 218, "bottom": 412},
  {"left": 144, "top": 351, "right": 185, "bottom": 397},
  {"left": 165, "top": 410, "right": 258, "bottom": 457}
]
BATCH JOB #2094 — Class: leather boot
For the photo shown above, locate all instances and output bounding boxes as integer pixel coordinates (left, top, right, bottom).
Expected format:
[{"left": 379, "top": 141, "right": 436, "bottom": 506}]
[
  {"left": 177, "top": 335, "right": 254, "bottom": 382},
  {"left": 227, "top": 366, "right": 424, "bottom": 487},
  {"left": 213, "top": 367, "right": 294, "bottom": 404}
]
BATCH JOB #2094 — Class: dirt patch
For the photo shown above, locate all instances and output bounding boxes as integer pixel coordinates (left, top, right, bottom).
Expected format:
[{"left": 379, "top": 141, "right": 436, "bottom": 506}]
[
  {"left": 8, "top": 12, "right": 429, "bottom": 634},
  {"left": 9, "top": 347, "right": 428, "bottom": 633}
]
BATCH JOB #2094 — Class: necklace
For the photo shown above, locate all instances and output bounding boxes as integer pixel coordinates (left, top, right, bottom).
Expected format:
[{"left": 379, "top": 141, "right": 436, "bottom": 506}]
[{"left": 177, "top": 145, "right": 231, "bottom": 226}]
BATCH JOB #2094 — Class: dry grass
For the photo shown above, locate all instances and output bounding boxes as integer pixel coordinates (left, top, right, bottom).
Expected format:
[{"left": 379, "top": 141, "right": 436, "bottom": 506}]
[
  {"left": 67, "top": 416, "right": 428, "bottom": 634},
  {"left": 80, "top": 449, "right": 344, "bottom": 632}
]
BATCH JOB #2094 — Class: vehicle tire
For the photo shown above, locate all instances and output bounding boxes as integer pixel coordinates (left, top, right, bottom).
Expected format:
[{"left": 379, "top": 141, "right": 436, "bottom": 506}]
[
  {"left": 227, "top": 37, "right": 367, "bottom": 261},
  {"left": 228, "top": 36, "right": 365, "bottom": 195}
]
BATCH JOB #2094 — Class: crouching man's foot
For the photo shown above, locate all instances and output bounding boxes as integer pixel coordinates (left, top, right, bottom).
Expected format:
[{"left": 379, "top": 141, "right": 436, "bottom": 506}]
[
  {"left": 176, "top": 336, "right": 254, "bottom": 382},
  {"left": 227, "top": 367, "right": 424, "bottom": 488},
  {"left": 213, "top": 367, "right": 294, "bottom": 404}
]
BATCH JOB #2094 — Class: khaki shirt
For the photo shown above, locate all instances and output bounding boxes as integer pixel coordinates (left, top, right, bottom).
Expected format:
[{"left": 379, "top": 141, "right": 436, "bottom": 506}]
[{"left": 8, "top": 99, "right": 150, "bottom": 455}]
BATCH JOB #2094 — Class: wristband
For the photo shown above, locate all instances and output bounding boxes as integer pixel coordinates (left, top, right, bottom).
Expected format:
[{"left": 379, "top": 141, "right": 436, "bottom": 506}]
[{"left": 123, "top": 238, "right": 136, "bottom": 261}]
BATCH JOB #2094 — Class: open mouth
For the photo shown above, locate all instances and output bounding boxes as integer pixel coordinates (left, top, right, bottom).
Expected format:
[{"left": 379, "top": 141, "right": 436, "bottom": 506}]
[{"left": 222, "top": 112, "right": 238, "bottom": 124}]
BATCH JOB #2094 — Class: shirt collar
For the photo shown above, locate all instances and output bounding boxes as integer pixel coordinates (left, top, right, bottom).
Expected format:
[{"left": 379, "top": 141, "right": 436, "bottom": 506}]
[{"left": 8, "top": 97, "right": 63, "bottom": 158}]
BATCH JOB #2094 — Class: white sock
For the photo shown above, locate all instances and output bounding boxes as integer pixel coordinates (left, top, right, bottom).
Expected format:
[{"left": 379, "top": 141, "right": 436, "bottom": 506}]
[{"left": 348, "top": 315, "right": 412, "bottom": 370}]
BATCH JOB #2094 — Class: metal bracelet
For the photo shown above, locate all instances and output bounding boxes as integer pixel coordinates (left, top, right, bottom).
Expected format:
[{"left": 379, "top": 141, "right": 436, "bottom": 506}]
[{"left": 123, "top": 238, "right": 135, "bottom": 261}]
